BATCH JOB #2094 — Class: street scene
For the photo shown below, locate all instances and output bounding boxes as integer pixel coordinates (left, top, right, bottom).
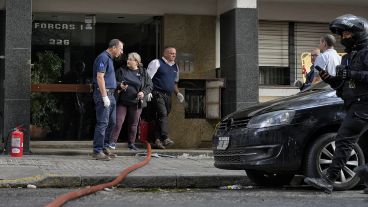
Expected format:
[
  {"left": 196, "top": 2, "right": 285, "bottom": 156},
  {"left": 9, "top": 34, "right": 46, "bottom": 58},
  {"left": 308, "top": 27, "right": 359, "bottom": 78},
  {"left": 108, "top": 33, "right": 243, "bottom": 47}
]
[{"left": 1, "top": 0, "right": 368, "bottom": 206}]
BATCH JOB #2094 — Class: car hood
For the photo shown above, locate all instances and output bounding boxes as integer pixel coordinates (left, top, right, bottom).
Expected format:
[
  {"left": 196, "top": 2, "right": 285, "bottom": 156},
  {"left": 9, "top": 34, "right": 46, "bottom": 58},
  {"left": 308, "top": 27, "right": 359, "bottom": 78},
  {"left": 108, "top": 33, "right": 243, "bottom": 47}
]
[{"left": 227, "top": 89, "right": 342, "bottom": 120}]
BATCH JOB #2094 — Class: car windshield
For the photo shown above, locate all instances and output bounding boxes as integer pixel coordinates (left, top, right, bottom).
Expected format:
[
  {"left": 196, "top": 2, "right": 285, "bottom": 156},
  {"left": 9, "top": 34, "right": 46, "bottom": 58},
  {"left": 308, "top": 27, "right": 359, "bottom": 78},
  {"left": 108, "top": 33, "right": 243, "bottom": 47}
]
[{"left": 300, "top": 81, "right": 331, "bottom": 92}]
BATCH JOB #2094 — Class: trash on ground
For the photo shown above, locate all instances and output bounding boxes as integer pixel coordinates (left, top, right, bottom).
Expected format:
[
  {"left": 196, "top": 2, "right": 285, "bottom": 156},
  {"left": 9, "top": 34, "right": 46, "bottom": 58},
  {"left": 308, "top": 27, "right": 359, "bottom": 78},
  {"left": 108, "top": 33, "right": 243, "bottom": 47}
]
[
  {"left": 27, "top": 184, "right": 37, "bottom": 189},
  {"left": 219, "top": 184, "right": 242, "bottom": 190},
  {"left": 177, "top": 153, "right": 213, "bottom": 160},
  {"left": 136, "top": 152, "right": 176, "bottom": 158}
]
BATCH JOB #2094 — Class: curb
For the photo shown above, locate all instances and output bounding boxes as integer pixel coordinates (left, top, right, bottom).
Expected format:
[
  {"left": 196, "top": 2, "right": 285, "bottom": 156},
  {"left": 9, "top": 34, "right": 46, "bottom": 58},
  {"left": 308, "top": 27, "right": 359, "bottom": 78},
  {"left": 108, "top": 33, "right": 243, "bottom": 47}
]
[{"left": 6, "top": 174, "right": 250, "bottom": 189}]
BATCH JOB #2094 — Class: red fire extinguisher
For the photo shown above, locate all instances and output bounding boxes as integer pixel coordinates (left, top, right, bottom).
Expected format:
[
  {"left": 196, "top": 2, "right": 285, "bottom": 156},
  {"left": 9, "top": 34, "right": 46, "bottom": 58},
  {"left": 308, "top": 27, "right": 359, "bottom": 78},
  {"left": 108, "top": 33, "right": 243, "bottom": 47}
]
[{"left": 10, "top": 126, "right": 24, "bottom": 157}]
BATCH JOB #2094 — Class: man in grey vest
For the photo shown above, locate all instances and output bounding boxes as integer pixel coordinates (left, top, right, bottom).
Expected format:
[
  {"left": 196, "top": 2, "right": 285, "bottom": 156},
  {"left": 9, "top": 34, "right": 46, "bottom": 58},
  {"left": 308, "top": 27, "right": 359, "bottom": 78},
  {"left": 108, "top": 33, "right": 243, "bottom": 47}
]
[{"left": 147, "top": 46, "right": 184, "bottom": 149}]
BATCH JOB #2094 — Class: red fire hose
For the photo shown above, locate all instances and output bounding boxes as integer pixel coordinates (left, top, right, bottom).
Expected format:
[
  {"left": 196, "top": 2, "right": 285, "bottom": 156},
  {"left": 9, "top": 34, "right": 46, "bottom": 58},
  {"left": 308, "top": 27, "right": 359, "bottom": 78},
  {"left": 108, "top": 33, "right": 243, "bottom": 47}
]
[{"left": 44, "top": 141, "right": 151, "bottom": 207}]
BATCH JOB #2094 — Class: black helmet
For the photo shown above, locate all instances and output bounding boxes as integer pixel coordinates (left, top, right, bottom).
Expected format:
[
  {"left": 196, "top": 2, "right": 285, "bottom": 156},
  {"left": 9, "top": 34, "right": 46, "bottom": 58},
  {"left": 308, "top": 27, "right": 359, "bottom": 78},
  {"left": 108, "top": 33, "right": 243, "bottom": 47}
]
[{"left": 329, "top": 14, "right": 368, "bottom": 50}]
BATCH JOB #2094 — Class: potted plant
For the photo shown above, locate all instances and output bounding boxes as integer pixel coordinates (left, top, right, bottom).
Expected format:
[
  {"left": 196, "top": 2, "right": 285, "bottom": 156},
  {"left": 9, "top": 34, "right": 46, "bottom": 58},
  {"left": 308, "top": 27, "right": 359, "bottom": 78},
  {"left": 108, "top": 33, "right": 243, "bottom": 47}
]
[{"left": 30, "top": 51, "right": 63, "bottom": 138}]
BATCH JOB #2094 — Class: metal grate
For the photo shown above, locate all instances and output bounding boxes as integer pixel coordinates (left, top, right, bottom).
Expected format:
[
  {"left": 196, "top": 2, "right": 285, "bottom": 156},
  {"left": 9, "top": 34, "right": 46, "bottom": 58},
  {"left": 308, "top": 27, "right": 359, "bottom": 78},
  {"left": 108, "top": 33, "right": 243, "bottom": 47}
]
[
  {"left": 218, "top": 117, "right": 251, "bottom": 130},
  {"left": 214, "top": 155, "right": 241, "bottom": 163}
]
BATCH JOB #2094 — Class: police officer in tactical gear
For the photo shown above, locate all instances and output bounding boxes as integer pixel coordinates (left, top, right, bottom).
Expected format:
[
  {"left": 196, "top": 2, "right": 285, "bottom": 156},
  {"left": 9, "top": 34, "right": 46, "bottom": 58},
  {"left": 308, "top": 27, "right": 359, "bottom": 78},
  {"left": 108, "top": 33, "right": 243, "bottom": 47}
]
[{"left": 304, "top": 14, "right": 368, "bottom": 194}]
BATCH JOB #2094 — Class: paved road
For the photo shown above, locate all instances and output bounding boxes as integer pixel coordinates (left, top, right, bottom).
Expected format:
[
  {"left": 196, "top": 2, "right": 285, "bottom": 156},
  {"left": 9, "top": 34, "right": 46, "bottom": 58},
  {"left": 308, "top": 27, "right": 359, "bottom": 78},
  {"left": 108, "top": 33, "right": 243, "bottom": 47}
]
[{"left": 2, "top": 187, "right": 367, "bottom": 207}]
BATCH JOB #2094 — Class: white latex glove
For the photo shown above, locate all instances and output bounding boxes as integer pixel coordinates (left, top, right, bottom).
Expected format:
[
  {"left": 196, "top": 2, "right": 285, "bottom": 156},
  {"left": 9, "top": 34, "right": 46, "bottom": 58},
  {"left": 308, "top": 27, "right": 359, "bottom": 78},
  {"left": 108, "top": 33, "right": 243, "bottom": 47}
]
[
  {"left": 176, "top": 92, "right": 184, "bottom": 103},
  {"left": 146, "top": 93, "right": 153, "bottom": 102},
  {"left": 102, "top": 96, "right": 110, "bottom": 108}
]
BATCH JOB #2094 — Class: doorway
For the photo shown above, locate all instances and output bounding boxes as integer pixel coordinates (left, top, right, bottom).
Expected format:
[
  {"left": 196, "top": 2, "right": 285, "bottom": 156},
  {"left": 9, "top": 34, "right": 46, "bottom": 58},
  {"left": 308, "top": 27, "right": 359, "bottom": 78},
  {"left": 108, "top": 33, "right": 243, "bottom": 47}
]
[{"left": 31, "top": 13, "right": 162, "bottom": 140}]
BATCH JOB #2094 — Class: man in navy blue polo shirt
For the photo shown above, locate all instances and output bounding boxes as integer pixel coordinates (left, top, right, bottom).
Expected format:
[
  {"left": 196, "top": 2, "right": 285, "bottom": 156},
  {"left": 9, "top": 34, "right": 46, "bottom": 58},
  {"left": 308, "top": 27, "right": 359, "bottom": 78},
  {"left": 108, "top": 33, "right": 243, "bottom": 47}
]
[
  {"left": 92, "top": 39, "right": 124, "bottom": 161},
  {"left": 147, "top": 46, "right": 184, "bottom": 149}
]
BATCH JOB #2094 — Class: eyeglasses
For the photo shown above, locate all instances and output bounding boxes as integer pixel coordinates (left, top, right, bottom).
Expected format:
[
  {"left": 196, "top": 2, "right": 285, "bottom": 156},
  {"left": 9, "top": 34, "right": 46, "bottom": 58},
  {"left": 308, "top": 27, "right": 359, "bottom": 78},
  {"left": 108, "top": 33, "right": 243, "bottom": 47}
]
[{"left": 311, "top": 54, "right": 318, "bottom": 57}]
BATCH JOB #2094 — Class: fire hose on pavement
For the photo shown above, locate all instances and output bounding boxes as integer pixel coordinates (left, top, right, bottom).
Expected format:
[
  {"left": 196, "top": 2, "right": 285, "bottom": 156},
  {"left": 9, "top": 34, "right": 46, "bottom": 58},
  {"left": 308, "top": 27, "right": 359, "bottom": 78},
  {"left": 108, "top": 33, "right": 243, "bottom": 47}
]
[{"left": 44, "top": 141, "right": 152, "bottom": 207}]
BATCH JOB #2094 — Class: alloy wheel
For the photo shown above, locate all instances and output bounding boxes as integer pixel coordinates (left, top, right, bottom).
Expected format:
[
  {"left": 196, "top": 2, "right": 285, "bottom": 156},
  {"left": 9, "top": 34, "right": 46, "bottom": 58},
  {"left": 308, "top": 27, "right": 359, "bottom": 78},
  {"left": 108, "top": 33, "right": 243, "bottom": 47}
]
[{"left": 317, "top": 141, "right": 359, "bottom": 184}]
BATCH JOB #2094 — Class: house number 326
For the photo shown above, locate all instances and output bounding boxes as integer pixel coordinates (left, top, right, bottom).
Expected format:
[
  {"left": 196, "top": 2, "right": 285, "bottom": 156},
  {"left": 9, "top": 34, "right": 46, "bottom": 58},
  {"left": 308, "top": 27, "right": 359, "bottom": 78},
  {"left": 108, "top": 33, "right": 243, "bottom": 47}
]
[{"left": 49, "top": 39, "right": 70, "bottom": 46}]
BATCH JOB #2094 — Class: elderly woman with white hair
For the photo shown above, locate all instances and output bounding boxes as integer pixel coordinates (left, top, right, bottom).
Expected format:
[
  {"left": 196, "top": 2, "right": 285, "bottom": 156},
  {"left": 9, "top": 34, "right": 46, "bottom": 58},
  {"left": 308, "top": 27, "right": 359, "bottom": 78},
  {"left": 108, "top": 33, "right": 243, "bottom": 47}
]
[{"left": 109, "top": 52, "right": 153, "bottom": 151}]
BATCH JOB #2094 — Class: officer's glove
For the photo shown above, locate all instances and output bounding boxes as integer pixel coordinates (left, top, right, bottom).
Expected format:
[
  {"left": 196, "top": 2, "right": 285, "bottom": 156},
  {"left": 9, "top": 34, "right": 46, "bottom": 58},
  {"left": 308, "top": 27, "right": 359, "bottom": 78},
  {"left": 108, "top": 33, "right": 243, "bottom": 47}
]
[
  {"left": 146, "top": 93, "right": 153, "bottom": 102},
  {"left": 319, "top": 70, "right": 333, "bottom": 82},
  {"left": 176, "top": 92, "right": 184, "bottom": 103},
  {"left": 336, "top": 65, "right": 350, "bottom": 80},
  {"left": 102, "top": 96, "right": 110, "bottom": 108}
]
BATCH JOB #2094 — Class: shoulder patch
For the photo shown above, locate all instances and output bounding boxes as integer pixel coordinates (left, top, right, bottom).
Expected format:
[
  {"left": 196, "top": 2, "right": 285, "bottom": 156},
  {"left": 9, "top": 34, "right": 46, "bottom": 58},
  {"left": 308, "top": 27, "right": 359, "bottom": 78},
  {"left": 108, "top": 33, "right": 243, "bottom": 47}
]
[{"left": 99, "top": 62, "right": 105, "bottom": 68}]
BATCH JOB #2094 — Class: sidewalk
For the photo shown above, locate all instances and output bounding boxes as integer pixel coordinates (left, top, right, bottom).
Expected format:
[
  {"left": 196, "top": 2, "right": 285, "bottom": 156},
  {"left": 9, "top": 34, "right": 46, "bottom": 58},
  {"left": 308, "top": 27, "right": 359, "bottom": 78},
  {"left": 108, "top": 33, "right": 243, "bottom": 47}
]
[{"left": 0, "top": 152, "right": 249, "bottom": 189}]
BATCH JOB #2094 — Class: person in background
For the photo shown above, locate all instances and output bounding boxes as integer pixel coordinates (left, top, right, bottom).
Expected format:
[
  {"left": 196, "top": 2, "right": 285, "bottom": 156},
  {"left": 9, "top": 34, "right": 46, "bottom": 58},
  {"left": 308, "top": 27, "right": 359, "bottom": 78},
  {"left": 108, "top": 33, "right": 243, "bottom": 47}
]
[
  {"left": 92, "top": 39, "right": 124, "bottom": 161},
  {"left": 147, "top": 46, "right": 184, "bottom": 149},
  {"left": 312, "top": 34, "right": 341, "bottom": 83},
  {"left": 61, "top": 61, "right": 87, "bottom": 139},
  {"left": 295, "top": 48, "right": 321, "bottom": 90},
  {"left": 109, "top": 52, "right": 152, "bottom": 151}
]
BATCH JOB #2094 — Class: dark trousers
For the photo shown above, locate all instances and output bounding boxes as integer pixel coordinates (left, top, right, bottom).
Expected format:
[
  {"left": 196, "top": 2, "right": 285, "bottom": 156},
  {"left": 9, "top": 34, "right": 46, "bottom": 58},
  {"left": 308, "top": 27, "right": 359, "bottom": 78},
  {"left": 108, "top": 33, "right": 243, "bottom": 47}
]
[
  {"left": 327, "top": 103, "right": 368, "bottom": 180},
  {"left": 152, "top": 91, "right": 172, "bottom": 140},
  {"left": 111, "top": 104, "right": 142, "bottom": 144},
  {"left": 92, "top": 91, "right": 116, "bottom": 153}
]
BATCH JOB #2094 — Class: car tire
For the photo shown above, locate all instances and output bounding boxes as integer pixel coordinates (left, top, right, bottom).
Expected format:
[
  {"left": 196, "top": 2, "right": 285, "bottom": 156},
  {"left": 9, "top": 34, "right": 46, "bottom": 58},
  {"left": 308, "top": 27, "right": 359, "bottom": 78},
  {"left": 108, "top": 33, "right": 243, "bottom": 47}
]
[
  {"left": 304, "top": 132, "right": 365, "bottom": 190},
  {"left": 245, "top": 170, "right": 295, "bottom": 186}
]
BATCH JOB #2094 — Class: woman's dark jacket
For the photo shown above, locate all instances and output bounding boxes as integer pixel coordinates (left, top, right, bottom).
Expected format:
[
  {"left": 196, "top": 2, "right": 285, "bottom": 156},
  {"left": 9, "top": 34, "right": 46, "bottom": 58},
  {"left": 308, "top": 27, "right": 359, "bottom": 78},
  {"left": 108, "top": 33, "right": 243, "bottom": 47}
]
[{"left": 115, "top": 66, "right": 153, "bottom": 108}]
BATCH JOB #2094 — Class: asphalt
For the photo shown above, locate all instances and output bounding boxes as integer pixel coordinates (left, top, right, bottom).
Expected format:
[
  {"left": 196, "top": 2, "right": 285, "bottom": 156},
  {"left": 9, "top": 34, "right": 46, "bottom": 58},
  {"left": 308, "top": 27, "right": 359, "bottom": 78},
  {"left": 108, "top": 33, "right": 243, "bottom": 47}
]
[{"left": 0, "top": 141, "right": 249, "bottom": 189}]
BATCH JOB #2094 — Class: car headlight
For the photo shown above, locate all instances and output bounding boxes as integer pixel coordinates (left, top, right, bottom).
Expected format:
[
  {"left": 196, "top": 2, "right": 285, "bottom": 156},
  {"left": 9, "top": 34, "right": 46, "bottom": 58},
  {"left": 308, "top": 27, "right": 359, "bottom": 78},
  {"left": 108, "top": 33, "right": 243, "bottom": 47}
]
[{"left": 247, "top": 110, "right": 295, "bottom": 129}]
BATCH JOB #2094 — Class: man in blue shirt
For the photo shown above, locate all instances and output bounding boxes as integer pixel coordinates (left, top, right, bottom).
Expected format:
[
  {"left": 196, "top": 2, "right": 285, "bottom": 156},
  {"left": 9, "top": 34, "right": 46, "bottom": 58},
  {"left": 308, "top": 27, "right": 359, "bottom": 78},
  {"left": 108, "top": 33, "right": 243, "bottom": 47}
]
[
  {"left": 92, "top": 39, "right": 124, "bottom": 161},
  {"left": 147, "top": 46, "right": 184, "bottom": 149}
]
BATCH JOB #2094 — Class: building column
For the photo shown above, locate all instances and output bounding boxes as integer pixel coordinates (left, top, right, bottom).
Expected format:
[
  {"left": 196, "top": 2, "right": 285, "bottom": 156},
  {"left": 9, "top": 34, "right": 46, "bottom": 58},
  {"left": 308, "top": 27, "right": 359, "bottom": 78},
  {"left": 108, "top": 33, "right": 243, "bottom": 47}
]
[
  {"left": 218, "top": 0, "right": 258, "bottom": 116},
  {"left": 3, "top": 0, "right": 32, "bottom": 153}
]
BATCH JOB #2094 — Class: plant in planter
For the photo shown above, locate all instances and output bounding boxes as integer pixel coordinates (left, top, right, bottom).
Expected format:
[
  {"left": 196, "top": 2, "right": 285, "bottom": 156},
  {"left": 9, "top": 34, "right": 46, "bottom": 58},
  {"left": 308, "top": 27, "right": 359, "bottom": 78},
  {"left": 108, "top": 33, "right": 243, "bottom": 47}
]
[{"left": 31, "top": 51, "right": 63, "bottom": 138}]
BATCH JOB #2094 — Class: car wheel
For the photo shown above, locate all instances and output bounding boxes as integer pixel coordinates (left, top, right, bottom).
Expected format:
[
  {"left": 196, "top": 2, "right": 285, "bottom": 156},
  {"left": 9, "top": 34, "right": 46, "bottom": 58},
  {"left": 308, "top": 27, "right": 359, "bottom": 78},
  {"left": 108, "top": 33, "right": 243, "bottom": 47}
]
[
  {"left": 245, "top": 170, "right": 295, "bottom": 186},
  {"left": 304, "top": 133, "right": 365, "bottom": 190}
]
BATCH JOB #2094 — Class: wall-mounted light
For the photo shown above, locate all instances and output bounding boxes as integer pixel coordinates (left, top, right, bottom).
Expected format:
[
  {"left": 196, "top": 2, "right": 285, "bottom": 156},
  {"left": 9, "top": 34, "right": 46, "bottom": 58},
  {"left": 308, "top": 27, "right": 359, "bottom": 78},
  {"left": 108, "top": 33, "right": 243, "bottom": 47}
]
[
  {"left": 85, "top": 15, "right": 96, "bottom": 25},
  {"left": 84, "top": 15, "right": 96, "bottom": 30}
]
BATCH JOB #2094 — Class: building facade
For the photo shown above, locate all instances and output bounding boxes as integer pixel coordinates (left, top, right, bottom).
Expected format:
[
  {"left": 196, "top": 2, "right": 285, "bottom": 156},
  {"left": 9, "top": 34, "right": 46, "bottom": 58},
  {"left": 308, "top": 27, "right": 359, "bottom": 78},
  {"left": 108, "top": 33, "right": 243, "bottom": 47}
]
[{"left": 0, "top": 0, "right": 367, "bottom": 151}]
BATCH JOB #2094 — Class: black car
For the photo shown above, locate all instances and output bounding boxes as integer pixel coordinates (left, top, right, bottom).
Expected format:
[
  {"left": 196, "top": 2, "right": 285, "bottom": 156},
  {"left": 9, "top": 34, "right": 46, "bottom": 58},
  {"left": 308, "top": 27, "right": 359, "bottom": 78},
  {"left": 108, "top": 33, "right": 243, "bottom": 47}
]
[{"left": 213, "top": 82, "right": 367, "bottom": 190}]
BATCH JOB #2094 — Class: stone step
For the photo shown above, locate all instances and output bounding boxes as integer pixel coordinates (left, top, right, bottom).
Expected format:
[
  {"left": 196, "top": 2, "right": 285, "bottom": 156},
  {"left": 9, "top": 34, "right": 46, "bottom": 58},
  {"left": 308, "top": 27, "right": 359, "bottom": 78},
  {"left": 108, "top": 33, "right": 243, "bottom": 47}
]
[
  {"left": 29, "top": 148, "right": 213, "bottom": 157},
  {"left": 29, "top": 141, "right": 213, "bottom": 157},
  {"left": 30, "top": 141, "right": 128, "bottom": 149}
]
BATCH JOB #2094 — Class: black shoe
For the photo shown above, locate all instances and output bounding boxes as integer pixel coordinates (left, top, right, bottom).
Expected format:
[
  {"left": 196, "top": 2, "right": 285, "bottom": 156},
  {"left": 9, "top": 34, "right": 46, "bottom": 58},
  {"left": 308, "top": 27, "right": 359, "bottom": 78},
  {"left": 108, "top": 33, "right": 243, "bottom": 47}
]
[
  {"left": 128, "top": 144, "right": 139, "bottom": 151},
  {"left": 304, "top": 177, "right": 333, "bottom": 194},
  {"left": 354, "top": 165, "right": 368, "bottom": 194}
]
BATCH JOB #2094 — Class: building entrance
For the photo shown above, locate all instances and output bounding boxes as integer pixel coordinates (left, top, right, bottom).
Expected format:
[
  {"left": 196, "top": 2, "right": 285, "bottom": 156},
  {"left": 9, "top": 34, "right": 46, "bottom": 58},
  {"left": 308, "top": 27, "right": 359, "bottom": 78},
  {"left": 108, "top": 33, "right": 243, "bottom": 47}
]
[{"left": 31, "top": 13, "right": 161, "bottom": 140}]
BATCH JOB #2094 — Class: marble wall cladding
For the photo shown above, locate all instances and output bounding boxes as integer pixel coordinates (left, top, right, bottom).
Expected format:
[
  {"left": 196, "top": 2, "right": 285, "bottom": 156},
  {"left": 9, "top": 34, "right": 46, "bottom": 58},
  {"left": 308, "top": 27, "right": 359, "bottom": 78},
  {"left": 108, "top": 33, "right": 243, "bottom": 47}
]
[
  {"left": 4, "top": 0, "right": 32, "bottom": 153},
  {"left": 220, "top": 8, "right": 258, "bottom": 116},
  {"left": 163, "top": 14, "right": 216, "bottom": 79},
  {"left": 4, "top": 49, "right": 31, "bottom": 99},
  {"left": 163, "top": 14, "right": 217, "bottom": 148},
  {"left": 168, "top": 94, "right": 218, "bottom": 148}
]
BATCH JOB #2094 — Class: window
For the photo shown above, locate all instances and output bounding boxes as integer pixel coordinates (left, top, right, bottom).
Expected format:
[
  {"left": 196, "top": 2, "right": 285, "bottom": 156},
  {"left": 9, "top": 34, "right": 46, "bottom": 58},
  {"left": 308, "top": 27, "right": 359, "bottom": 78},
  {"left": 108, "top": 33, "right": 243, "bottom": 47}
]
[
  {"left": 258, "top": 21, "right": 289, "bottom": 86},
  {"left": 259, "top": 66, "right": 290, "bottom": 85},
  {"left": 179, "top": 80, "right": 205, "bottom": 119},
  {"left": 185, "top": 89, "right": 205, "bottom": 118}
]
